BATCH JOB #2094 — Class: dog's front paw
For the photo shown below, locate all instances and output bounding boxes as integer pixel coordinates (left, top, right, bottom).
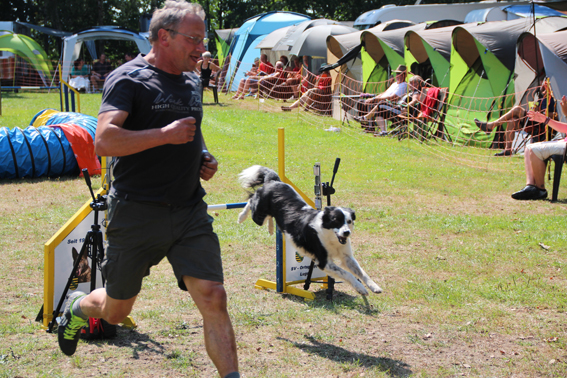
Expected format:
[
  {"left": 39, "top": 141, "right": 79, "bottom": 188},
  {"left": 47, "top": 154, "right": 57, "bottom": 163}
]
[
  {"left": 368, "top": 282, "right": 383, "bottom": 294},
  {"left": 238, "top": 205, "right": 250, "bottom": 223},
  {"left": 354, "top": 282, "right": 369, "bottom": 296}
]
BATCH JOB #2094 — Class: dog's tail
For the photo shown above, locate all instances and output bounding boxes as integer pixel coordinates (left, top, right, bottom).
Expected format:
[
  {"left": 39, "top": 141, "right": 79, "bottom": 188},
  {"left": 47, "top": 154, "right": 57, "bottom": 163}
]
[{"left": 238, "top": 165, "right": 281, "bottom": 189}]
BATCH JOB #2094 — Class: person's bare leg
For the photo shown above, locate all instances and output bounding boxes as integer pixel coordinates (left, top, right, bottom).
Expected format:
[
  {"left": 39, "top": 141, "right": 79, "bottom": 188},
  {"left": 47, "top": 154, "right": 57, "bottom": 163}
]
[
  {"left": 485, "top": 106, "right": 526, "bottom": 131},
  {"left": 78, "top": 288, "right": 137, "bottom": 325},
  {"left": 232, "top": 79, "right": 245, "bottom": 99},
  {"left": 503, "top": 119, "right": 521, "bottom": 152},
  {"left": 524, "top": 146, "right": 546, "bottom": 189},
  {"left": 183, "top": 276, "right": 238, "bottom": 378}
]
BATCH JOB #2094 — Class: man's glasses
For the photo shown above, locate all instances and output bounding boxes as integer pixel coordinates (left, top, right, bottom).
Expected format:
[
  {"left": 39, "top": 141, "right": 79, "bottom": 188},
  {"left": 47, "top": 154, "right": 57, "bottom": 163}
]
[{"left": 166, "top": 29, "right": 209, "bottom": 45}]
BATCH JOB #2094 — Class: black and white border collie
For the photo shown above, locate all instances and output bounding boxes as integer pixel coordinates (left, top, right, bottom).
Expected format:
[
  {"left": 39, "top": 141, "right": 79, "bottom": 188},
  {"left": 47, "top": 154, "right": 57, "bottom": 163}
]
[{"left": 237, "top": 165, "right": 382, "bottom": 296}]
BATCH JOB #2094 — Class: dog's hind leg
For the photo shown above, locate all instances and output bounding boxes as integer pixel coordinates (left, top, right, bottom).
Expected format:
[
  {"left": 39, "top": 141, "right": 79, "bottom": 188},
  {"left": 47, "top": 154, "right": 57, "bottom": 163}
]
[
  {"left": 342, "top": 256, "right": 383, "bottom": 294},
  {"left": 237, "top": 202, "right": 250, "bottom": 223},
  {"left": 321, "top": 261, "right": 369, "bottom": 296}
]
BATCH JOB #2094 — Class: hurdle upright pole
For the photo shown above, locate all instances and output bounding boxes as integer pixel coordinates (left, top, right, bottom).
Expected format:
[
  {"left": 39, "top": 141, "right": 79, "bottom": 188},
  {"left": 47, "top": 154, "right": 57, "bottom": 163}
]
[{"left": 276, "top": 127, "right": 285, "bottom": 293}]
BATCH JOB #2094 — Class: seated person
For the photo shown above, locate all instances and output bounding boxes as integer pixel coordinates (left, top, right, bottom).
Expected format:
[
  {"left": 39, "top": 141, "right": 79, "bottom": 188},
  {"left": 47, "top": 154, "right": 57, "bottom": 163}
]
[
  {"left": 475, "top": 80, "right": 557, "bottom": 156},
  {"left": 90, "top": 53, "right": 113, "bottom": 91},
  {"left": 357, "top": 64, "right": 408, "bottom": 117},
  {"left": 271, "top": 56, "right": 302, "bottom": 99},
  {"left": 235, "top": 61, "right": 284, "bottom": 100},
  {"left": 280, "top": 69, "right": 332, "bottom": 112},
  {"left": 69, "top": 58, "right": 90, "bottom": 91},
  {"left": 257, "top": 53, "right": 274, "bottom": 75},
  {"left": 123, "top": 52, "right": 135, "bottom": 63},
  {"left": 258, "top": 56, "right": 291, "bottom": 97},
  {"left": 196, "top": 51, "right": 221, "bottom": 94},
  {"left": 354, "top": 75, "right": 423, "bottom": 136},
  {"left": 511, "top": 95, "right": 567, "bottom": 200},
  {"left": 231, "top": 58, "right": 259, "bottom": 99}
]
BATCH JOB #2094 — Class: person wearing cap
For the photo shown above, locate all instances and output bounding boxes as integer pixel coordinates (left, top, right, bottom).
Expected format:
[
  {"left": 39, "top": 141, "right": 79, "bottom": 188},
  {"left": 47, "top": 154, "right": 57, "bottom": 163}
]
[{"left": 356, "top": 64, "right": 408, "bottom": 119}]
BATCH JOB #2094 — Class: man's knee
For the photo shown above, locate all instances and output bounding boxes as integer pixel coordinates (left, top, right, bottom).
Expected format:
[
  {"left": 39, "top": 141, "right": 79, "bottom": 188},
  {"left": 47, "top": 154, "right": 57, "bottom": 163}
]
[{"left": 186, "top": 278, "right": 228, "bottom": 312}]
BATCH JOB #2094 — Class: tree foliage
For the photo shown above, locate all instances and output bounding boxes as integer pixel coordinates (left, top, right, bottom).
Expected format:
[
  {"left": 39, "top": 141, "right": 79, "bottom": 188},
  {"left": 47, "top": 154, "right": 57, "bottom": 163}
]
[{"left": 5, "top": 0, "right": 475, "bottom": 60}]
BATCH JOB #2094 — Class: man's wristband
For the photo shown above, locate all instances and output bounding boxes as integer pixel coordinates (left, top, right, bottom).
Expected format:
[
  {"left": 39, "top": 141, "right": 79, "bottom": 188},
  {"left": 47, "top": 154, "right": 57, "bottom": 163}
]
[{"left": 544, "top": 117, "right": 551, "bottom": 125}]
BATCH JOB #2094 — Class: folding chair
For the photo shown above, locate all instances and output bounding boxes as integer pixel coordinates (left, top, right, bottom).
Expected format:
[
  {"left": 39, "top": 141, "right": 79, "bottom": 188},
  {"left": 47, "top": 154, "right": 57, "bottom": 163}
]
[{"left": 545, "top": 143, "right": 567, "bottom": 202}]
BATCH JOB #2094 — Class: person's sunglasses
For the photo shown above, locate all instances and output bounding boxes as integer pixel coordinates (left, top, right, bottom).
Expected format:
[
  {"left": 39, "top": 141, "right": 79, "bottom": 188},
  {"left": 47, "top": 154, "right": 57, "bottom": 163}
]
[{"left": 166, "top": 29, "right": 209, "bottom": 45}]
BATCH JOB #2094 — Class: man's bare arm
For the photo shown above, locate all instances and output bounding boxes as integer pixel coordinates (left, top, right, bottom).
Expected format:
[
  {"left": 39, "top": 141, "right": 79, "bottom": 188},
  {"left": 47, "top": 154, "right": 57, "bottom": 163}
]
[{"left": 95, "top": 110, "right": 197, "bottom": 157}]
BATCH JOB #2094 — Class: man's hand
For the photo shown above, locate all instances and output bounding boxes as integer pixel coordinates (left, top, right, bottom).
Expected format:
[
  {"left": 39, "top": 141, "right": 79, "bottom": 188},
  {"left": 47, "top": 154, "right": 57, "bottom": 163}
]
[
  {"left": 162, "top": 117, "right": 197, "bottom": 144},
  {"left": 200, "top": 151, "right": 218, "bottom": 181}
]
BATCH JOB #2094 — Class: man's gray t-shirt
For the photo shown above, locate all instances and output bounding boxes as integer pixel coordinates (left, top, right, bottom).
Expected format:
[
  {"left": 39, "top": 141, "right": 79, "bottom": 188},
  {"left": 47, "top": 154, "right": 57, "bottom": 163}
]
[{"left": 99, "top": 55, "right": 205, "bottom": 205}]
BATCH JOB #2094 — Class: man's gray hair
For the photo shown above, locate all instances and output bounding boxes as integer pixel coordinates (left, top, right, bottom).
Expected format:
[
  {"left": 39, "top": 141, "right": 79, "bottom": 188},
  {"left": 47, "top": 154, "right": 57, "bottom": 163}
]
[{"left": 149, "top": 1, "right": 205, "bottom": 43}]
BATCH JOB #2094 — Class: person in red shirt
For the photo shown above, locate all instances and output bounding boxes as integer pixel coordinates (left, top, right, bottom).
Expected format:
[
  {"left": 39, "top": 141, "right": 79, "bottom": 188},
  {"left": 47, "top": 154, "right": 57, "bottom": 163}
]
[
  {"left": 258, "top": 53, "right": 274, "bottom": 75},
  {"left": 281, "top": 68, "right": 332, "bottom": 111}
]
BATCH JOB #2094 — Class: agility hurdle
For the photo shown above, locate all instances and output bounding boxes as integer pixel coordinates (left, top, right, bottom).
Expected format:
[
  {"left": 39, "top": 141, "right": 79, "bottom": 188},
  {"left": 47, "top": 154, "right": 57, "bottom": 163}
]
[{"left": 254, "top": 128, "right": 328, "bottom": 301}]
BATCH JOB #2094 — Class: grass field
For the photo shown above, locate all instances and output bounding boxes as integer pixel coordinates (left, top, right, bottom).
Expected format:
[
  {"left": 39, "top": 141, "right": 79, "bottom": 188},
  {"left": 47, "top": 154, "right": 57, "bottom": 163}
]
[{"left": 1, "top": 90, "right": 567, "bottom": 377}]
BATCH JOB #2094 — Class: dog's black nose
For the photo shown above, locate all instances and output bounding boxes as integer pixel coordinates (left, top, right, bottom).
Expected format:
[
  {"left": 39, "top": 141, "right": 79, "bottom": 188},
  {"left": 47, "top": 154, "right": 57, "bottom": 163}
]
[{"left": 343, "top": 230, "right": 350, "bottom": 237}]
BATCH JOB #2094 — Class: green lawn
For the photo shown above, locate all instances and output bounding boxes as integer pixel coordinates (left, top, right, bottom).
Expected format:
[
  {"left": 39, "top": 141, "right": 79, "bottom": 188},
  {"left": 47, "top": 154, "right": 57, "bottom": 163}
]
[{"left": 1, "top": 90, "right": 567, "bottom": 377}]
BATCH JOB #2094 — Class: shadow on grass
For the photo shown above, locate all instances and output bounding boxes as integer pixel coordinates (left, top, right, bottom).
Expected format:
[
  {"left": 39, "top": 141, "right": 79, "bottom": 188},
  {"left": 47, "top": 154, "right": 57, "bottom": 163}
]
[
  {"left": 285, "top": 288, "right": 385, "bottom": 317},
  {"left": 88, "top": 328, "right": 167, "bottom": 359},
  {"left": 278, "top": 335, "right": 412, "bottom": 377}
]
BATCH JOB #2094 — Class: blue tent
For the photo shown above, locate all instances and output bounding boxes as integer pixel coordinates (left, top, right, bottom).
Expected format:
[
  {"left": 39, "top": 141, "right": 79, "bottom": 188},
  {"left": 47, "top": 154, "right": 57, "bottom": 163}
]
[{"left": 224, "top": 11, "right": 310, "bottom": 91}]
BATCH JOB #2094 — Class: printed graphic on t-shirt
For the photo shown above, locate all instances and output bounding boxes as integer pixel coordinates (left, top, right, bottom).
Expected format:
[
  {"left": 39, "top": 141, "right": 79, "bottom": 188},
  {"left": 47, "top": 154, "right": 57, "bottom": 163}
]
[{"left": 151, "top": 90, "right": 202, "bottom": 113}]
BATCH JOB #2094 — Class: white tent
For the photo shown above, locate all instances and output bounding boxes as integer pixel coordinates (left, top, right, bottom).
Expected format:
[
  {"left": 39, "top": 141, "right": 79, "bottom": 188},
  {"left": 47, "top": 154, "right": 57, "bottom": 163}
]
[{"left": 61, "top": 27, "right": 151, "bottom": 82}]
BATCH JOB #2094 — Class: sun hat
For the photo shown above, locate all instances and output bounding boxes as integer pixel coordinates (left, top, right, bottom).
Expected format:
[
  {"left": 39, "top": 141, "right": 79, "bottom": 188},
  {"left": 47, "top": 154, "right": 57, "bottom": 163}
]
[{"left": 393, "top": 64, "right": 407, "bottom": 73}]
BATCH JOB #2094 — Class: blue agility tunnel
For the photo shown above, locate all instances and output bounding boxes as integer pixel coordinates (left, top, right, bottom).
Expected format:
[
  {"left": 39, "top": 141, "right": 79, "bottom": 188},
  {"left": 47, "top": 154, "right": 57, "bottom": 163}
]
[{"left": 0, "top": 110, "right": 99, "bottom": 179}]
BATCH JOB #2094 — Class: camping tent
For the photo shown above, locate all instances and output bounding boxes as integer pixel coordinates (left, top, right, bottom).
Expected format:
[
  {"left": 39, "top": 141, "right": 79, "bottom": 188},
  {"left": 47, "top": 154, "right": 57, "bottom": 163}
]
[
  {"left": 214, "top": 28, "right": 236, "bottom": 66},
  {"left": 465, "top": 4, "right": 564, "bottom": 23},
  {"left": 361, "top": 23, "right": 427, "bottom": 93},
  {"left": 223, "top": 11, "right": 310, "bottom": 91},
  {"left": 289, "top": 24, "right": 357, "bottom": 59},
  {"left": 272, "top": 19, "right": 343, "bottom": 52},
  {"left": 327, "top": 20, "right": 416, "bottom": 82},
  {"left": 514, "top": 17, "right": 567, "bottom": 106},
  {"left": 404, "top": 25, "right": 461, "bottom": 88},
  {"left": 255, "top": 26, "right": 293, "bottom": 64},
  {"left": 445, "top": 17, "right": 567, "bottom": 147},
  {"left": 61, "top": 27, "right": 151, "bottom": 82},
  {"left": 0, "top": 32, "right": 53, "bottom": 86},
  {"left": 517, "top": 29, "right": 567, "bottom": 122}
]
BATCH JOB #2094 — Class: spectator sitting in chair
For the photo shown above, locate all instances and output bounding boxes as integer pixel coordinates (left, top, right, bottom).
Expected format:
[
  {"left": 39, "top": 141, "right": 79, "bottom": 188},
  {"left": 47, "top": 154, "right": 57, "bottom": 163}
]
[
  {"left": 90, "top": 53, "right": 113, "bottom": 91},
  {"left": 355, "top": 64, "right": 408, "bottom": 119},
  {"left": 511, "top": 95, "right": 567, "bottom": 200},
  {"left": 272, "top": 56, "right": 302, "bottom": 100},
  {"left": 353, "top": 75, "right": 423, "bottom": 136},
  {"left": 231, "top": 58, "right": 259, "bottom": 99},
  {"left": 257, "top": 53, "right": 274, "bottom": 75},
  {"left": 280, "top": 68, "right": 332, "bottom": 112},
  {"left": 69, "top": 59, "right": 91, "bottom": 92},
  {"left": 475, "top": 80, "right": 557, "bottom": 156},
  {"left": 235, "top": 61, "right": 284, "bottom": 100}
]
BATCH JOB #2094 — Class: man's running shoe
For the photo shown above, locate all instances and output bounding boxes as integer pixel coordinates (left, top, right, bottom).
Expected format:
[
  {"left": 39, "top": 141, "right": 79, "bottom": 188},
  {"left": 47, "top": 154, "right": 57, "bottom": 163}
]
[{"left": 57, "top": 291, "right": 87, "bottom": 356}]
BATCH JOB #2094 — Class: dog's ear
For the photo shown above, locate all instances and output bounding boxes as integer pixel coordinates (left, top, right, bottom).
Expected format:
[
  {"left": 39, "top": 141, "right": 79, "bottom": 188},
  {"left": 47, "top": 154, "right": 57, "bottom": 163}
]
[
  {"left": 345, "top": 208, "right": 355, "bottom": 221},
  {"left": 72, "top": 247, "right": 78, "bottom": 260},
  {"left": 322, "top": 206, "right": 336, "bottom": 223}
]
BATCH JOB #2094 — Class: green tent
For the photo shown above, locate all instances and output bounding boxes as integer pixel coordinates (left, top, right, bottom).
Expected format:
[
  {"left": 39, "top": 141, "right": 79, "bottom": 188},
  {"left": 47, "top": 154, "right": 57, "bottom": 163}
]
[
  {"left": 445, "top": 17, "right": 567, "bottom": 147},
  {"left": 361, "top": 24, "right": 426, "bottom": 94},
  {"left": 0, "top": 31, "right": 53, "bottom": 86},
  {"left": 404, "top": 25, "right": 460, "bottom": 88},
  {"left": 445, "top": 21, "right": 525, "bottom": 147},
  {"left": 214, "top": 29, "right": 236, "bottom": 67}
]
